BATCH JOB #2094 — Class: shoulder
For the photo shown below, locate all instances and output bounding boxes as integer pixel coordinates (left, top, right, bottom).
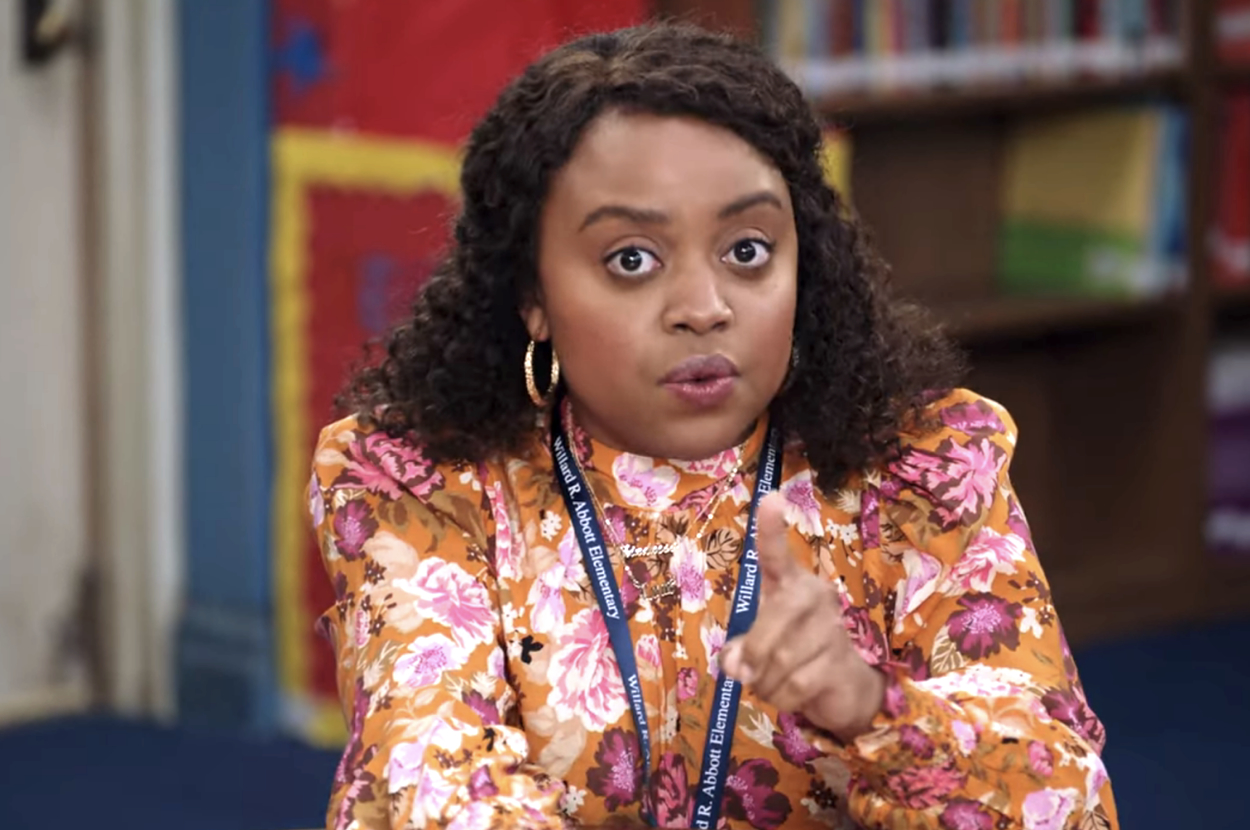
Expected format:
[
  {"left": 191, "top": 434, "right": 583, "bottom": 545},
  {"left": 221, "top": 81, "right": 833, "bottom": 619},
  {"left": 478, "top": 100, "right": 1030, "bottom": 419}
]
[
  {"left": 875, "top": 388, "right": 1018, "bottom": 542},
  {"left": 310, "top": 414, "right": 489, "bottom": 508},
  {"left": 897, "top": 387, "right": 1017, "bottom": 455}
]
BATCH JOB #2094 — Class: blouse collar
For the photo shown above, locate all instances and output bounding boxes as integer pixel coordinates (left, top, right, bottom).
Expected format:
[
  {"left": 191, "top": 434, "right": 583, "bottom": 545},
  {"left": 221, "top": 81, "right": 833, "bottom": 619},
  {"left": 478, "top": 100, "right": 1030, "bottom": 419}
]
[{"left": 559, "top": 398, "right": 767, "bottom": 512}]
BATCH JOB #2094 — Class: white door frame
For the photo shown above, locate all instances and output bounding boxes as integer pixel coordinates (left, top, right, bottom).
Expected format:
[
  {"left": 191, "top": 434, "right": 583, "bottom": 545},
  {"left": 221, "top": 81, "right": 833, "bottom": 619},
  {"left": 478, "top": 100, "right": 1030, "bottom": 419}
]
[{"left": 92, "top": 0, "right": 183, "bottom": 718}]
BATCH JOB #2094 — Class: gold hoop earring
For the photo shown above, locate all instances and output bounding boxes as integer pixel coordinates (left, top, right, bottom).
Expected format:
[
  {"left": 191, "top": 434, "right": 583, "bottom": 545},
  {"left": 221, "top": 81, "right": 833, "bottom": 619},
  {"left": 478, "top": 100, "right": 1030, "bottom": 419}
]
[{"left": 525, "top": 339, "right": 560, "bottom": 406}]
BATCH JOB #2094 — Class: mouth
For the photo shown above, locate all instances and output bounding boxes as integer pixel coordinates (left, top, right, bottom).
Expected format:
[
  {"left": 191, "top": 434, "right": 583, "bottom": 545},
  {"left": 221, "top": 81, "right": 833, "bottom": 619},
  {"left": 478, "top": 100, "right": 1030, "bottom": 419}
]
[
  {"left": 661, "top": 354, "right": 740, "bottom": 385},
  {"left": 660, "top": 355, "right": 739, "bottom": 408}
]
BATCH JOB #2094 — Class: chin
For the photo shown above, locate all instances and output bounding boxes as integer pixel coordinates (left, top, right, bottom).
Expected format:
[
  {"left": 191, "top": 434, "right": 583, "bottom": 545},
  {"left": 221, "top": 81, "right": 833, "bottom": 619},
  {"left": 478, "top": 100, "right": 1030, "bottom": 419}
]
[{"left": 654, "top": 410, "right": 762, "bottom": 461}]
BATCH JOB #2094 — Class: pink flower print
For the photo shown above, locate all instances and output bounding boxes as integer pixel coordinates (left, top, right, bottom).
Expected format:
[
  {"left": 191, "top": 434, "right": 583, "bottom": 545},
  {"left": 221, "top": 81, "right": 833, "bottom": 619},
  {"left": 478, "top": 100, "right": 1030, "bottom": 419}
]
[
  {"left": 648, "top": 752, "right": 693, "bottom": 828},
  {"left": 528, "top": 529, "right": 585, "bottom": 635},
  {"left": 779, "top": 471, "right": 823, "bottom": 537},
  {"left": 1041, "top": 689, "right": 1106, "bottom": 750},
  {"left": 673, "top": 445, "right": 741, "bottom": 479},
  {"left": 547, "top": 609, "right": 630, "bottom": 731},
  {"left": 843, "top": 606, "right": 888, "bottom": 666},
  {"left": 333, "top": 498, "right": 378, "bottom": 560},
  {"left": 467, "top": 764, "right": 499, "bottom": 800},
  {"left": 405, "top": 558, "right": 498, "bottom": 651},
  {"left": 891, "top": 438, "right": 1005, "bottom": 532},
  {"left": 882, "top": 674, "right": 909, "bottom": 719},
  {"left": 938, "top": 798, "right": 996, "bottom": 830},
  {"left": 353, "top": 608, "right": 371, "bottom": 648},
  {"left": 943, "top": 526, "right": 1027, "bottom": 594},
  {"left": 585, "top": 728, "right": 642, "bottom": 810},
  {"left": 393, "top": 634, "right": 466, "bottom": 689},
  {"left": 896, "top": 641, "right": 930, "bottom": 681},
  {"left": 1028, "top": 741, "right": 1054, "bottom": 777},
  {"left": 335, "top": 431, "right": 444, "bottom": 501},
  {"left": 931, "top": 437, "right": 1005, "bottom": 526},
  {"left": 637, "top": 634, "right": 662, "bottom": 668},
  {"left": 447, "top": 800, "right": 496, "bottom": 830},
  {"left": 671, "top": 538, "right": 710, "bottom": 612},
  {"left": 486, "top": 481, "right": 520, "bottom": 580},
  {"left": 951, "top": 720, "right": 979, "bottom": 755},
  {"left": 859, "top": 487, "right": 881, "bottom": 549},
  {"left": 898, "top": 724, "right": 935, "bottom": 759},
  {"left": 308, "top": 472, "right": 326, "bottom": 528},
  {"left": 1083, "top": 753, "right": 1109, "bottom": 798},
  {"left": 702, "top": 622, "right": 727, "bottom": 677},
  {"left": 676, "top": 667, "right": 699, "bottom": 702},
  {"left": 487, "top": 645, "right": 506, "bottom": 680},
  {"left": 896, "top": 548, "right": 942, "bottom": 620},
  {"left": 946, "top": 593, "right": 1023, "bottom": 659},
  {"left": 411, "top": 765, "right": 460, "bottom": 825},
  {"left": 385, "top": 740, "right": 429, "bottom": 793},
  {"left": 1022, "top": 787, "right": 1081, "bottom": 830},
  {"left": 772, "top": 712, "right": 820, "bottom": 767},
  {"left": 612, "top": 454, "right": 679, "bottom": 509},
  {"left": 1006, "top": 492, "right": 1034, "bottom": 546},
  {"left": 723, "top": 758, "right": 793, "bottom": 830},
  {"left": 463, "top": 690, "right": 500, "bottom": 726},
  {"left": 884, "top": 762, "right": 966, "bottom": 810},
  {"left": 939, "top": 398, "right": 1007, "bottom": 437}
]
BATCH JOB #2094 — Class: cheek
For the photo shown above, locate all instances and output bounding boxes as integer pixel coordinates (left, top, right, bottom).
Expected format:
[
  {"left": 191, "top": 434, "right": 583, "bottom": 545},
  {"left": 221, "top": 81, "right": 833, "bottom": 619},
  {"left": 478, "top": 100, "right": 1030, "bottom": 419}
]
[
  {"left": 745, "top": 272, "right": 798, "bottom": 370},
  {"left": 546, "top": 286, "right": 652, "bottom": 376}
]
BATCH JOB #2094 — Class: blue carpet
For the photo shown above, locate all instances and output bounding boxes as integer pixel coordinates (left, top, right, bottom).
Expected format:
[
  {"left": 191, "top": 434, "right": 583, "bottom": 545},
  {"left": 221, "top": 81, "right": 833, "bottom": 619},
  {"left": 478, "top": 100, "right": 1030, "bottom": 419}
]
[{"left": 0, "top": 618, "right": 1245, "bottom": 829}]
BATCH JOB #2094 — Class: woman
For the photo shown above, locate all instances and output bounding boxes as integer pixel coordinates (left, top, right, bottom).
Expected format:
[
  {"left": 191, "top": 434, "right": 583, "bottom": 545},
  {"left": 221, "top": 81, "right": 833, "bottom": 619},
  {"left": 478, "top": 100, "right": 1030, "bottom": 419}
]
[{"left": 309, "top": 23, "right": 1117, "bottom": 830}]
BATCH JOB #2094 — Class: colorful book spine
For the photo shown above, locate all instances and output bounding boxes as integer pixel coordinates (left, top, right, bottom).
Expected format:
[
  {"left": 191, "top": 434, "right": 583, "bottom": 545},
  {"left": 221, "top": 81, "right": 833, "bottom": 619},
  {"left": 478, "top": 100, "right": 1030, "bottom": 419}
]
[{"left": 762, "top": 0, "right": 1185, "bottom": 95}]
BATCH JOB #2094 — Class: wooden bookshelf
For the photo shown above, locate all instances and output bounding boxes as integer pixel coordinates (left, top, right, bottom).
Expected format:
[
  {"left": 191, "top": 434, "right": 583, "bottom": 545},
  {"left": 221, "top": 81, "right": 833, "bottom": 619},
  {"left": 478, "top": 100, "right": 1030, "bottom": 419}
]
[
  {"left": 820, "top": 70, "right": 1189, "bottom": 126},
  {"left": 1216, "top": 283, "right": 1250, "bottom": 317},
  {"left": 654, "top": 1, "right": 1250, "bottom": 645},
  {"left": 1215, "top": 63, "right": 1250, "bottom": 84},
  {"left": 936, "top": 294, "right": 1181, "bottom": 344}
]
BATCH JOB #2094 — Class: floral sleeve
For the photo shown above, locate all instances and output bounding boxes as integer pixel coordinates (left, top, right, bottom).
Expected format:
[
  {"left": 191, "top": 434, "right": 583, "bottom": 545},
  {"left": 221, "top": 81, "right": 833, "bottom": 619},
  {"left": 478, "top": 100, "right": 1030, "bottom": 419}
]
[
  {"left": 309, "top": 419, "right": 567, "bottom": 830},
  {"left": 844, "top": 392, "right": 1119, "bottom": 830}
]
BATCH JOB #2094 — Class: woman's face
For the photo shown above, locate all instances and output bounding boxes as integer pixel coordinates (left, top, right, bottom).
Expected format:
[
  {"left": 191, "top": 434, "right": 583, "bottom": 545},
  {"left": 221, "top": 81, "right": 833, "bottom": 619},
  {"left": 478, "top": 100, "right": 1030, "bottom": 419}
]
[{"left": 527, "top": 111, "right": 799, "bottom": 460}]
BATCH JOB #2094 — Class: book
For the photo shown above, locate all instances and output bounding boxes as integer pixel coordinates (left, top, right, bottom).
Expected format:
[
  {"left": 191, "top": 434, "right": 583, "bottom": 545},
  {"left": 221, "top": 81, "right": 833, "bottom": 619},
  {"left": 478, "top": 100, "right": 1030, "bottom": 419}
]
[
  {"left": 997, "top": 104, "right": 1187, "bottom": 297},
  {"left": 762, "top": 0, "right": 1184, "bottom": 96},
  {"left": 1209, "top": 93, "right": 1250, "bottom": 289}
]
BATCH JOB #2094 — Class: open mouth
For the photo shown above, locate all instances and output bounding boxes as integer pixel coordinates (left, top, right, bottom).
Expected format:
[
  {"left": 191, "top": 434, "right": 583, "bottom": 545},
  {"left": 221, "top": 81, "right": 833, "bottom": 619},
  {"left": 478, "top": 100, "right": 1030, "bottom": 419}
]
[{"left": 661, "top": 355, "right": 739, "bottom": 407}]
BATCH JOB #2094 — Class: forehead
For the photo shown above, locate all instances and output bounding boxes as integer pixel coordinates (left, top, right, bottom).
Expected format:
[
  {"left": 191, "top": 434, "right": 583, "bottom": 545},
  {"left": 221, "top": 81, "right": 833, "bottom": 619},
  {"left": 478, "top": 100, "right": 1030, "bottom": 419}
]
[{"left": 548, "top": 111, "right": 790, "bottom": 214}]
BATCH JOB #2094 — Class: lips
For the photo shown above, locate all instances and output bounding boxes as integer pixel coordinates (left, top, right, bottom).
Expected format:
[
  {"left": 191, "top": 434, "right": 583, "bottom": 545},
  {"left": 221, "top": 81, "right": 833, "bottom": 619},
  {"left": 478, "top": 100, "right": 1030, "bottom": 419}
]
[
  {"left": 660, "top": 354, "right": 739, "bottom": 384},
  {"left": 660, "top": 355, "right": 740, "bottom": 408}
]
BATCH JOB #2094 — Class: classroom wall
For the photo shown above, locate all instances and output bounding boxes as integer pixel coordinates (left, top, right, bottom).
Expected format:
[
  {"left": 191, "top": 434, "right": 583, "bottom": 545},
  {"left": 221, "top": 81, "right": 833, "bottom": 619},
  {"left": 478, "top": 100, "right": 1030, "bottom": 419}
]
[{"left": 0, "top": 5, "right": 91, "bottom": 715}]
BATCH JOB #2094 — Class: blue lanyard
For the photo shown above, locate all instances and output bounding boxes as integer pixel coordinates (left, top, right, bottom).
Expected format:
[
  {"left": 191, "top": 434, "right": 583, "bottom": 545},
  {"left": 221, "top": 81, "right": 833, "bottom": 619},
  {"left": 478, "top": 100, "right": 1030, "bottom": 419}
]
[{"left": 551, "top": 418, "right": 782, "bottom": 829}]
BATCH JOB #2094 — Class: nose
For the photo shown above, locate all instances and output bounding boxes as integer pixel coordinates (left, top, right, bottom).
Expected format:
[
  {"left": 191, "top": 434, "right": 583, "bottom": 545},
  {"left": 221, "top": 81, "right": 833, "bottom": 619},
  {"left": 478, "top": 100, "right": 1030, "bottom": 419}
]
[{"left": 661, "top": 259, "right": 733, "bottom": 335}]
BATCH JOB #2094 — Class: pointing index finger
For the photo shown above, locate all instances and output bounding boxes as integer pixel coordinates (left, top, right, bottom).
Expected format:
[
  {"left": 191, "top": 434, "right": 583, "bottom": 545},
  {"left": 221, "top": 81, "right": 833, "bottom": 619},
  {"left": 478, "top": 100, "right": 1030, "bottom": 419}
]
[{"left": 755, "top": 491, "right": 798, "bottom": 584}]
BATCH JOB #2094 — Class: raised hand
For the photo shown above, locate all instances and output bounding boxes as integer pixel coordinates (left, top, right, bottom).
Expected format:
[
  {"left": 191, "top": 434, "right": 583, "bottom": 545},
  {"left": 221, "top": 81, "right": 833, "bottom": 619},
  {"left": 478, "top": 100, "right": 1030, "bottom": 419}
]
[{"left": 718, "top": 492, "right": 885, "bottom": 743}]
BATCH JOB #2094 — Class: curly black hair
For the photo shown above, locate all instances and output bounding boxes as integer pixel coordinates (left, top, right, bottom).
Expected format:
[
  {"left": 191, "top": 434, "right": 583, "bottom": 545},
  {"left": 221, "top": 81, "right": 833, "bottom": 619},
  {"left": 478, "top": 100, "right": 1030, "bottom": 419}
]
[{"left": 343, "top": 22, "right": 963, "bottom": 493}]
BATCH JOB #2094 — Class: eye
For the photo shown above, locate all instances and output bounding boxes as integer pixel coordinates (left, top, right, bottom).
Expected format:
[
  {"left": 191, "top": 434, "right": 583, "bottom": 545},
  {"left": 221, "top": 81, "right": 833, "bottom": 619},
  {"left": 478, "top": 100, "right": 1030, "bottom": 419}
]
[
  {"left": 605, "top": 245, "right": 662, "bottom": 278},
  {"left": 723, "top": 238, "right": 773, "bottom": 269}
]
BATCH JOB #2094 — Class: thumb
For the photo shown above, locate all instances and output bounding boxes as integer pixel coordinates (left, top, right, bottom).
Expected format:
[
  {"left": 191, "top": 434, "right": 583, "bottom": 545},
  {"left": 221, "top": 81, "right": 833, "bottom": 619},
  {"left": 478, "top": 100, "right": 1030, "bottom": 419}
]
[{"left": 755, "top": 491, "right": 797, "bottom": 584}]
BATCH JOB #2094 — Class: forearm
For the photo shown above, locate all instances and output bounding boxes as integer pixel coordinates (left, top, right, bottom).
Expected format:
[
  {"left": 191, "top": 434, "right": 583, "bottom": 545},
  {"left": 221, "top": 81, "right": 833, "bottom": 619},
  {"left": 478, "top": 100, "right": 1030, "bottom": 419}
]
[{"left": 840, "top": 666, "right": 1117, "bottom": 830}]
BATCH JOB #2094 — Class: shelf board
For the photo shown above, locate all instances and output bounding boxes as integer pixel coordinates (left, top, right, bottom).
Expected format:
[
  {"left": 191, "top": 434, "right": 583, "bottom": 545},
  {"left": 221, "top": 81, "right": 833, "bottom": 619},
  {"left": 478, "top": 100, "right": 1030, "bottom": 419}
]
[
  {"left": 1215, "top": 64, "right": 1250, "bottom": 84},
  {"left": 931, "top": 294, "right": 1178, "bottom": 344},
  {"left": 817, "top": 69, "right": 1188, "bottom": 125},
  {"left": 1215, "top": 283, "right": 1250, "bottom": 317}
]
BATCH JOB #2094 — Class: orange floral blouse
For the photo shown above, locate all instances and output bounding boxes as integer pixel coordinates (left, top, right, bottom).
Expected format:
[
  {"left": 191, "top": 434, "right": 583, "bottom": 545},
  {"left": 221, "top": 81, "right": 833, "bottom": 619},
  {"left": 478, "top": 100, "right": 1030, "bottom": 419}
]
[{"left": 309, "top": 389, "right": 1118, "bottom": 830}]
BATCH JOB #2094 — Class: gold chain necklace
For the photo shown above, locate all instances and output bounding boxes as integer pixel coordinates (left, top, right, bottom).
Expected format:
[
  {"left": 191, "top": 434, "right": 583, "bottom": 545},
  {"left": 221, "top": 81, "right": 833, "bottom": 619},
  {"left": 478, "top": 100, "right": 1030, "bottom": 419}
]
[{"left": 572, "top": 450, "right": 746, "bottom": 602}]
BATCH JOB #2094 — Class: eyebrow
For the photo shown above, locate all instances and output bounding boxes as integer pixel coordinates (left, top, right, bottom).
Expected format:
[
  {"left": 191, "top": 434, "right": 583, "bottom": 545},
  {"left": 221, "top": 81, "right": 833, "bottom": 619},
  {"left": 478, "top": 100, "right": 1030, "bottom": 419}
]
[{"left": 577, "top": 190, "right": 785, "bottom": 232}]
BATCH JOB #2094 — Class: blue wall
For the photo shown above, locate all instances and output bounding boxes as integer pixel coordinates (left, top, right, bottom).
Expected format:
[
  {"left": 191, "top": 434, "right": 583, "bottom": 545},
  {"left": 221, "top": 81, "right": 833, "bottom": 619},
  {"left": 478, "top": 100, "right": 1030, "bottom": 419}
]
[{"left": 177, "top": 0, "right": 275, "bottom": 732}]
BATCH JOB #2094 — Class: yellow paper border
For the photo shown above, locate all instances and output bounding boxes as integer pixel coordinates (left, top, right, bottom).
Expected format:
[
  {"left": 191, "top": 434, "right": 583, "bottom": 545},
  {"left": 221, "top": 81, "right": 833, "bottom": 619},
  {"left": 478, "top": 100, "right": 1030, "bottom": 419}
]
[{"left": 270, "top": 128, "right": 460, "bottom": 745}]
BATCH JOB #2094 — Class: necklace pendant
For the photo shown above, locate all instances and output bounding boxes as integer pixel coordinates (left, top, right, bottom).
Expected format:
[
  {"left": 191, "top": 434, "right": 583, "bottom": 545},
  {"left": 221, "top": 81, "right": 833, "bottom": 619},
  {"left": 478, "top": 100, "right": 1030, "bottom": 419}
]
[
  {"left": 647, "top": 579, "right": 678, "bottom": 601},
  {"left": 620, "top": 542, "right": 675, "bottom": 560}
]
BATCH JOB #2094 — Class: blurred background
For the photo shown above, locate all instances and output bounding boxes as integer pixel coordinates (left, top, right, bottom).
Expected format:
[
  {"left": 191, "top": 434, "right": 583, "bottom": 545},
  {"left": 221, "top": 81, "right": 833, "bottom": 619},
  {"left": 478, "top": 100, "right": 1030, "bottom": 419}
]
[{"left": 1, "top": 0, "right": 1249, "bottom": 828}]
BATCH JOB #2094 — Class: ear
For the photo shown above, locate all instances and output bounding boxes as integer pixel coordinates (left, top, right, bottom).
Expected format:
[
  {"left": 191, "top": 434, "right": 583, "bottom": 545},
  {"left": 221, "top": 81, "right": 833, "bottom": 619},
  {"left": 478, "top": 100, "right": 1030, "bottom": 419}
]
[{"left": 520, "top": 300, "right": 550, "bottom": 343}]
